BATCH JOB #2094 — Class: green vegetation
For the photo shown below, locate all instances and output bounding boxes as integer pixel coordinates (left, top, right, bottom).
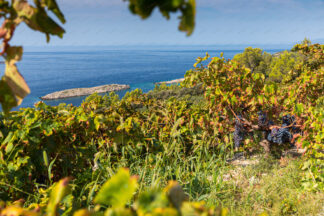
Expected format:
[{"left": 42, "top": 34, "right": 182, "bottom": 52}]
[
  {"left": 233, "top": 47, "right": 272, "bottom": 77},
  {"left": 0, "top": 42, "right": 323, "bottom": 216},
  {"left": 126, "top": 0, "right": 196, "bottom": 36},
  {"left": 268, "top": 51, "right": 303, "bottom": 83},
  {"left": 232, "top": 46, "right": 307, "bottom": 83},
  {"left": 0, "top": 1, "right": 323, "bottom": 215}
]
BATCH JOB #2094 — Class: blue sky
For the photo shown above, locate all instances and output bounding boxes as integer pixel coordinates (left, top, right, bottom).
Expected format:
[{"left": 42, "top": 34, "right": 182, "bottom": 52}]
[{"left": 12, "top": 0, "right": 324, "bottom": 47}]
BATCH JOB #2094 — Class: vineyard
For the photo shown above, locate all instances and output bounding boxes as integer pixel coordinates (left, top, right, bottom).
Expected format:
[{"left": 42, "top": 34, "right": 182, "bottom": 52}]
[{"left": 0, "top": 41, "right": 323, "bottom": 215}]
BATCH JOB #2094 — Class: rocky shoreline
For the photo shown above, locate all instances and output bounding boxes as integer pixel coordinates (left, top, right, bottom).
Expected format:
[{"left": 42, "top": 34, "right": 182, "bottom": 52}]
[
  {"left": 40, "top": 84, "right": 130, "bottom": 100},
  {"left": 41, "top": 78, "right": 185, "bottom": 100},
  {"left": 155, "top": 78, "right": 185, "bottom": 85}
]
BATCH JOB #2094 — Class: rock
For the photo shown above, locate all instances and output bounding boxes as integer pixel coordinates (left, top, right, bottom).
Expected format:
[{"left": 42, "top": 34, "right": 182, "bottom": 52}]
[
  {"left": 40, "top": 84, "right": 130, "bottom": 100},
  {"left": 155, "top": 78, "right": 185, "bottom": 85}
]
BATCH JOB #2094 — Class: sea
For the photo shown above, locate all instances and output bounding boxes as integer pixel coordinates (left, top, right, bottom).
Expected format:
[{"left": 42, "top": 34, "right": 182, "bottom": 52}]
[{"left": 2, "top": 47, "right": 284, "bottom": 111}]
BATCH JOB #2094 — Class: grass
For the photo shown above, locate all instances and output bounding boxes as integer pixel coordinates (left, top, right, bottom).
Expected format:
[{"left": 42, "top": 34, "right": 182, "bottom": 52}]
[
  {"left": 67, "top": 142, "right": 323, "bottom": 216},
  {"left": 221, "top": 156, "right": 323, "bottom": 216}
]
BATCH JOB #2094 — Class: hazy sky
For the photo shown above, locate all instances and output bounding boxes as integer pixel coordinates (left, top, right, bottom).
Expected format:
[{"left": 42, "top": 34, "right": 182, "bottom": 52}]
[{"left": 12, "top": 0, "right": 324, "bottom": 46}]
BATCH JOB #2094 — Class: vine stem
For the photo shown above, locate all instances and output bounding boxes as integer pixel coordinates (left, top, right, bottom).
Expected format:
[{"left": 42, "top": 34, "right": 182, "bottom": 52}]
[{"left": 0, "top": 182, "right": 36, "bottom": 197}]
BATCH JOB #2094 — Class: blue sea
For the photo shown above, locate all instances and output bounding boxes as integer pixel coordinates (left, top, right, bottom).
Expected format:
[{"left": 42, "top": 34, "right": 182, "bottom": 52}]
[{"left": 6, "top": 47, "right": 283, "bottom": 110}]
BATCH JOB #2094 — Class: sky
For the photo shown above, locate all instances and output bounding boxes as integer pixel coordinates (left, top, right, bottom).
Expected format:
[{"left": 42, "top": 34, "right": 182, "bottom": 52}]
[{"left": 11, "top": 0, "right": 324, "bottom": 47}]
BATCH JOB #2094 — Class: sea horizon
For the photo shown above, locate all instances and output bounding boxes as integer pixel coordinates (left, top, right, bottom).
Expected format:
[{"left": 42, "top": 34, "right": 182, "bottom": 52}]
[{"left": 2, "top": 47, "right": 284, "bottom": 111}]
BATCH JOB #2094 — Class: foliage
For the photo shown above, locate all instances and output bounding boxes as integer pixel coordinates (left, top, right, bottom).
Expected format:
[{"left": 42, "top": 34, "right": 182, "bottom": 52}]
[
  {"left": 0, "top": 0, "right": 65, "bottom": 113},
  {"left": 0, "top": 42, "right": 322, "bottom": 215},
  {"left": 126, "top": 0, "right": 196, "bottom": 36},
  {"left": 268, "top": 51, "right": 303, "bottom": 83},
  {"left": 232, "top": 47, "right": 272, "bottom": 77},
  {"left": 0, "top": 89, "right": 220, "bottom": 200},
  {"left": 0, "top": 169, "right": 231, "bottom": 216},
  {"left": 183, "top": 43, "right": 323, "bottom": 190}
]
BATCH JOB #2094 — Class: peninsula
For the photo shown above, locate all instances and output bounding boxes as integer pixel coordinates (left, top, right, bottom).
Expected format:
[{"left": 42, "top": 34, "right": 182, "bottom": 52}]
[{"left": 40, "top": 84, "right": 130, "bottom": 100}]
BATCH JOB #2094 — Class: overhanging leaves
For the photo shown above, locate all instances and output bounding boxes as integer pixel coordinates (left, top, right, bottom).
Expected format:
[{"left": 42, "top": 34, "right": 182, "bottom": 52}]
[
  {"left": 13, "top": 0, "right": 65, "bottom": 42},
  {"left": 0, "top": 46, "right": 30, "bottom": 112},
  {"left": 126, "top": 0, "right": 196, "bottom": 36},
  {"left": 39, "top": 0, "right": 66, "bottom": 24}
]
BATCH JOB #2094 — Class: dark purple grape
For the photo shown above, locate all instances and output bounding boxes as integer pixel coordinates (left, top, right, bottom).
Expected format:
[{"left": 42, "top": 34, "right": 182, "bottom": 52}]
[
  {"left": 267, "top": 124, "right": 292, "bottom": 144},
  {"left": 233, "top": 115, "right": 245, "bottom": 148},
  {"left": 258, "top": 111, "right": 268, "bottom": 129}
]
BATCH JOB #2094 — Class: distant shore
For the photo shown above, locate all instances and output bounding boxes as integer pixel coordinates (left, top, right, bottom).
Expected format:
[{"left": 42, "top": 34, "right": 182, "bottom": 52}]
[
  {"left": 41, "top": 84, "right": 130, "bottom": 100},
  {"left": 41, "top": 78, "right": 185, "bottom": 100},
  {"left": 155, "top": 78, "right": 185, "bottom": 85}
]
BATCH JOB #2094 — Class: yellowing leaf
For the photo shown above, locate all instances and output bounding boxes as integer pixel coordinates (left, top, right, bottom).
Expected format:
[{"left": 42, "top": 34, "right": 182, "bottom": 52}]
[
  {"left": 94, "top": 168, "right": 138, "bottom": 208},
  {"left": 13, "top": 0, "right": 65, "bottom": 41},
  {"left": 3, "top": 58, "right": 30, "bottom": 106},
  {"left": 73, "top": 209, "right": 91, "bottom": 216},
  {"left": 0, "top": 206, "right": 39, "bottom": 216},
  {"left": 47, "top": 178, "right": 71, "bottom": 216}
]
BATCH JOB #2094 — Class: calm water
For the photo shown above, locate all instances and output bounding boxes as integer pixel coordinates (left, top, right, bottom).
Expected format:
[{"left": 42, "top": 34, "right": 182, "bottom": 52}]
[{"left": 6, "top": 47, "right": 282, "bottom": 110}]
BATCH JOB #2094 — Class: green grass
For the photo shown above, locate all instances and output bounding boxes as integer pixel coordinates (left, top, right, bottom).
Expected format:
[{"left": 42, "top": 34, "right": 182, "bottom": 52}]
[{"left": 66, "top": 143, "right": 323, "bottom": 216}]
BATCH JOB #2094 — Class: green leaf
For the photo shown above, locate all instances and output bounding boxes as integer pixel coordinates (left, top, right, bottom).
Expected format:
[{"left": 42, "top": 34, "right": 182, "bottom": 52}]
[
  {"left": 13, "top": 0, "right": 65, "bottom": 42},
  {"left": 3, "top": 63, "right": 30, "bottom": 104},
  {"left": 0, "top": 80, "right": 18, "bottom": 114},
  {"left": 47, "top": 178, "right": 71, "bottom": 216},
  {"left": 178, "top": 0, "right": 195, "bottom": 36},
  {"left": 48, "top": 156, "right": 57, "bottom": 184},
  {"left": 126, "top": 0, "right": 196, "bottom": 36},
  {"left": 105, "top": 208, "right": 134, "bottom": 216},
  {"left": 43, "top": 150, "right": 49, "bottom": 167},
  {"left": 5, "top": 142, "right": 13, "bottom": 154},
  {"left": 40, "top": 0, "right": 66, "bottom": 24},
  {"left": 136, "top": 189, "right": 169, "bottom": 215},
  {"left": 94, "top": 168, "right": 138, "bottom": 207},
  {"left": 2, "top": 131, "right": 13, "bottom": 145},
  {"left": 0, "top": 45, "right": 30, "bottom": 112}
]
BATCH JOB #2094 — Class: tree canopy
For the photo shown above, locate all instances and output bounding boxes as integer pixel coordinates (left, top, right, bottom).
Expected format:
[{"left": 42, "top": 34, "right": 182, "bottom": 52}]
[{"left": 232, "top": 47, "right": 272, "bottom": 77}]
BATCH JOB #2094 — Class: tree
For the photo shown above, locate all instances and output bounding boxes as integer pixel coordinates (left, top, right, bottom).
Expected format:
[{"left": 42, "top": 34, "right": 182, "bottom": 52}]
[
  {"left": 301, "top": 37, "right": 312, "bottom": 46},
  {"left": 0, "top": 0, "right": 196, "bottom": 113},
  {"left": 232, "top": 47, "right": 272, "bottom": 77},
  {"left": 268, "top": 50, "right": 302, "bottom": 83}
]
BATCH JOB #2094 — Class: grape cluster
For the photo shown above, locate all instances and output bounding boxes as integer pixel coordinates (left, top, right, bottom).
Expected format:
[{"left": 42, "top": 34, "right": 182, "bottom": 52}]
[
  {"left": 282, "top": 114, "right": 301, "bottom": 134},
  {"left": 267, "top": 124, "right": 293, "bottom": 144},
  {"left": 233, "top": 112, "right": 302, "bottom": 148},
  {"left": 266, "top": 114, "right": 301, "bottom": 145},
  {"left": 282, "top": 114, "right": 295, "bottom": 125},
  {"left": 233, "top": 115, "right": 246, "bottom": 148},
  {"left": 258, "top": 111, "right": 268, "bottom": 129}
]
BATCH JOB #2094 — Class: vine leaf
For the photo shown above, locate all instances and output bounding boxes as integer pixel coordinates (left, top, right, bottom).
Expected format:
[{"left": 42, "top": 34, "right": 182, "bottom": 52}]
[
  {"left": 178, "top": 0, "right": 195, "bottom": 36},
  {"left": 13, "top": 0, "right": 65, "bottom": 42},
  {"left": 46, "top": 177, "right": 71, "bottom": 216},
  {"left": 0, "top": 80, "right": 17, "bottom": 113},
  {"left": 0, "top": 46, "right": 30, "bottom": 113},
  {"left": 40, "top": 0, "right": 66, "bottom": 24},
  {"left": 94, "top": 168, "right": 138, "bottom": 207},
  {"left": 126, "top": 0, "right": 196, "bottom": 36}
]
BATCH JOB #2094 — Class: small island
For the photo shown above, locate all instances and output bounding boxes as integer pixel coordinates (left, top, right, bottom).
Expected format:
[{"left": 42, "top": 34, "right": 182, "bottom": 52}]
[{"left": 40, "top": 84, "right": 130, "bottom": 100}]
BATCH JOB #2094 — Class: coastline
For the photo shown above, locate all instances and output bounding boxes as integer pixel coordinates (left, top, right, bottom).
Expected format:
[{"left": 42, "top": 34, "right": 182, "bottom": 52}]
[
  {"left": 40, "top": 78, "right": 186, "bottom": 101},
  {"left": 155, "top": 78, "right": 185, "bottom": 85},
  {"left": 40, "top": 84, "right": 130, "bottom": 100}
]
